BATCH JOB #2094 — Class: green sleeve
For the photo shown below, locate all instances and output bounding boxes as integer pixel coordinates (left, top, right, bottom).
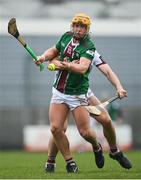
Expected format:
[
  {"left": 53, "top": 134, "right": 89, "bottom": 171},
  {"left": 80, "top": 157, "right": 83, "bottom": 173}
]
[
  {"left": 81, "top": 49, "right": 95, "bottom": 61},
  {"left": 55, "top": 37, "right": 62, "bottom": 51},
  {"left": 55, "top": 33, "right": 66, "bottom": 51}
]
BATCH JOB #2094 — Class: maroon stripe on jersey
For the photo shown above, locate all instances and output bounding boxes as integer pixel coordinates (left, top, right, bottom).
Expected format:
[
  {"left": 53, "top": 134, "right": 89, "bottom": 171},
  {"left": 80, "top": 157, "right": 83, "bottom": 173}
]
[
  {"left": 96, "top": 61, "right": 106, "bottom": 67},
  {"left": 57, "top": 71, "right": 68, "bottom": 93},
  {"left": 64, "top": 41, "right": 76, "bottom": 58}
]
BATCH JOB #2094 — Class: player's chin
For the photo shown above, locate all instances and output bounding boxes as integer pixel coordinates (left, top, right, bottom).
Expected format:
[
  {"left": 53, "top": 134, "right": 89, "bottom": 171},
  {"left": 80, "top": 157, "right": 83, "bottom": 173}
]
[{"left": 73, "top": 33, "right": 83, "bottom": 40}]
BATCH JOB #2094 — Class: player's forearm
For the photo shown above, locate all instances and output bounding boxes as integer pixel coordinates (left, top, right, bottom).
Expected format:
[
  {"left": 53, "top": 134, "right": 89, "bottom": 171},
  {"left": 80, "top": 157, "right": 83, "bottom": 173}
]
[
  {"left": 60, "top": 61, "right": 88, "bottom": 74},
  {"left": 59, "top": 57, "right": 91, "bottom": 74},
  {"left": 69, "top": 62, "right": 88, "bottom": 74},
  {"left": 107, "top": 71, "right": 127, "bottom": 98},
  {"left": 106, "top": 70, "right": 124, "bottom": 90},
  {"left": 99, "top": 64, "right": 124, "bottom": 91},
  {"left": 42, "top": 47, "right": 59, "bottom": 62}
]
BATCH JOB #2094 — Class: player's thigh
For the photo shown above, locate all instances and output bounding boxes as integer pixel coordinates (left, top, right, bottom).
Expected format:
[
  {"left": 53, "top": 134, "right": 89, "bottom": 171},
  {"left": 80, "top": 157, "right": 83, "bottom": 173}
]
[
  {"left": 72, "top": 106, "right": 90, "bottom": 130},
  {"left": 89, "top": 96, "right": 111, "bottom": 123},
  {"left": 49, "top": 103, "right": 69, "bottom": 129},
  {"left": 88, "top": 95, "right": 101, "bottom": 106}
]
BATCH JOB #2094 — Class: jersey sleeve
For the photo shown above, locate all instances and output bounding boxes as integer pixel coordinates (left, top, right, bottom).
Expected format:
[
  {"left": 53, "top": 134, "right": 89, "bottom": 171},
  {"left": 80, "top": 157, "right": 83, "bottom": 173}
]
[
  {"left": 55, "top": 33, "right": 66, "bottom": 51},
  {"left": 81, "top": 49, "right": 95, "bottom": 61},
  {"left": 55, "top": 37, "right": 62, "bottom": 51},
  {"left": 93, "top": 50, "right": 106, "bottom": 67}
]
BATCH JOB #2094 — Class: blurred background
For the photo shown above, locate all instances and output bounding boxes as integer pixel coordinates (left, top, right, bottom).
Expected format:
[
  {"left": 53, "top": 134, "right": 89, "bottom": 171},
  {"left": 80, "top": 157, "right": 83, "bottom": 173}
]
[{"left": 0, "top": 0, "right": 141, "bottom": 152}]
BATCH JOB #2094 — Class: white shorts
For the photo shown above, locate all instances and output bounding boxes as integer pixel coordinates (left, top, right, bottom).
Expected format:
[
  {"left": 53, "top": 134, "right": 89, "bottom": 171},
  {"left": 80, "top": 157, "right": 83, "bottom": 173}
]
[
  {"left": 87, "top": 88, "right": 94, "bottom": 99},
  {"left": 51, "top": 87, "right": 88, "bottom": 110}
]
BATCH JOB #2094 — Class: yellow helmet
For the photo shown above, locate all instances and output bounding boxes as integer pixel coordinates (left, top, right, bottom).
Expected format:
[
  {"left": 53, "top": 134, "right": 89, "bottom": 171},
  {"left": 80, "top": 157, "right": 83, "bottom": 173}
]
[{"left": 71, "top": 13, "right": 91, "bottom": 32}]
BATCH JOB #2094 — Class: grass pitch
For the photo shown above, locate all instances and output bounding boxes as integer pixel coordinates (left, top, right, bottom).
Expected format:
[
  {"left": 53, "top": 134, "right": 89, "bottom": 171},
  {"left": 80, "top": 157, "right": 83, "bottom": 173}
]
[{"left": 0, "top": 150, "right": 140, "bottom": 179}]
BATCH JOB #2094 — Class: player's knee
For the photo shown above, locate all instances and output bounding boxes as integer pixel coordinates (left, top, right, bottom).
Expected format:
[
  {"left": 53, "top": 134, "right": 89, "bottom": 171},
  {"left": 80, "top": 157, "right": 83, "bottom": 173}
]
[
  {"left": 63, "top": 126, "right": 67, "bottom": 132},
  {"left": 50, "top": 125, "right": 61, "bottom": 135},
  {"left": 79, "top": 128, "right": 89, "bottom": 138},
  {"left": 99, "top": 113, "right": 111, "bottom": 126}
]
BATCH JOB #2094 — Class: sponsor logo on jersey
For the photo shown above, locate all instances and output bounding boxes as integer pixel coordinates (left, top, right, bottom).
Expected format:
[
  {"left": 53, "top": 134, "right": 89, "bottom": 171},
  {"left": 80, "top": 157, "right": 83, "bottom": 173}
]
[
  {"left": 86, "top": 50, "right": 95, "bottom": 57},
  {"left": 61, "top": 42, "right": 65, "bottom": 47}
]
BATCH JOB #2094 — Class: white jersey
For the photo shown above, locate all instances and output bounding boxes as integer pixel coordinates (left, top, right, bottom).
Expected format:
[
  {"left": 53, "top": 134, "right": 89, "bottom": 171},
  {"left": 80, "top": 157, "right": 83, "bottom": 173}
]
[{"left": 92, "top": 50, "right": 106, "bottom": 67}]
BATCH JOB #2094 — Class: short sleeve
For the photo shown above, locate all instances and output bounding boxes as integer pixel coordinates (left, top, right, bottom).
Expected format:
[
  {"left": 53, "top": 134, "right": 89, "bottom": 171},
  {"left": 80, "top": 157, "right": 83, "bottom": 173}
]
[
  {"left": 55, "top": 33, "right": 66, "bottom": 51},
  {"left": 93, "top": 50, "right": 106, "bottom": 67},
  {"left": 81, "top": 49, "right": 95, "bottom": 61}
]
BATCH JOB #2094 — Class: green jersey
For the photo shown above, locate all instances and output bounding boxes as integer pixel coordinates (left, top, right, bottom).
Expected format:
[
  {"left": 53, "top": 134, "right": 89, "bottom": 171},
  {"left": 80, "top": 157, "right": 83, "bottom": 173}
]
[{"left": 53, "top": 31, "right": 96, "bottom": 95}]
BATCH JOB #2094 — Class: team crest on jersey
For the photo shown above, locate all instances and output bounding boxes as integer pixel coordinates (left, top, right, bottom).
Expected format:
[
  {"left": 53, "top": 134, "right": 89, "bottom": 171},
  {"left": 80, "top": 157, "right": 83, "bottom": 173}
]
[
  {"left": 74, "top": 51, "right": 80, "bottom": 58},
  {"left": 86, "top": 50, "right": 95, "bottom": 57}
]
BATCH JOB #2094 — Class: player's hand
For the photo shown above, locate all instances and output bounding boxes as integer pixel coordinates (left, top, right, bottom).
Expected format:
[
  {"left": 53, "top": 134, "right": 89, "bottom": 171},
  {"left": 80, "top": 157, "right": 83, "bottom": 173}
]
[
  {"left": 35, "top": 55, "right": 45, "bottom": 66},
  {"left": 117, "top": 88, "right": 127, "bottom": 99},
  {"left": 72, "top": 59, "right": 80, "bottom": 64},
  {"left": 60, "top": 61, "right": 71, "bottom": 70},
  {"left": 48, "top": 59, "right": 65, "bottom": 70}
]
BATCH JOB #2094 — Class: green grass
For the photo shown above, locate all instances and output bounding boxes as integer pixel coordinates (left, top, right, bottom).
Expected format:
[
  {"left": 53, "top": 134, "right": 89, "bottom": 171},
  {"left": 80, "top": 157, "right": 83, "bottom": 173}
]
[{"left": 0, "top": 151, "right": 140, "bottom": 179}]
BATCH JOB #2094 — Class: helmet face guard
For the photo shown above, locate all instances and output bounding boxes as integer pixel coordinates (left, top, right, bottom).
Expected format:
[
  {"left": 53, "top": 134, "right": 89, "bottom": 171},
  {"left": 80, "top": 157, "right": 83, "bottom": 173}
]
[{"left": 71, "top": 13, "right": 91, "bottom": 33}]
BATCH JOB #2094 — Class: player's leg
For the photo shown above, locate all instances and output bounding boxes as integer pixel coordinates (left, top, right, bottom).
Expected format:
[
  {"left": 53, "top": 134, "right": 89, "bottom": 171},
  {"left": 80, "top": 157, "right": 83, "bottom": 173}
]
[
  {"left": 88, "top": 95, "right": 132, "bottom": 169},
  {"left": 72, "top": 106, "right": 104, "bottom": 168},
  {"left": 45, "top": 120, "right": 68, "bottom": 172},
  {"left": 89, "top": 95, "right": 116, "bottom": 147},
  {"left": 49, "top": 103, "right": 78, "bottom": 172},
  {"left": 44, "top": 137, "right": 58, "bottom": 173}
]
